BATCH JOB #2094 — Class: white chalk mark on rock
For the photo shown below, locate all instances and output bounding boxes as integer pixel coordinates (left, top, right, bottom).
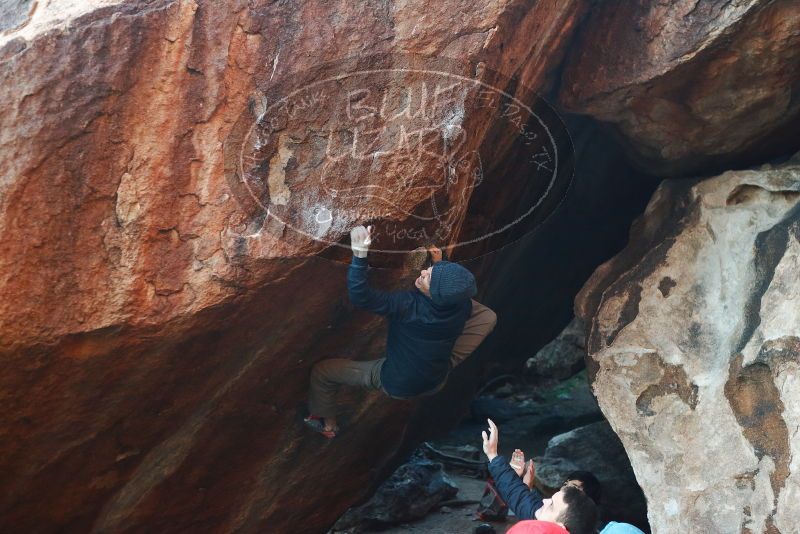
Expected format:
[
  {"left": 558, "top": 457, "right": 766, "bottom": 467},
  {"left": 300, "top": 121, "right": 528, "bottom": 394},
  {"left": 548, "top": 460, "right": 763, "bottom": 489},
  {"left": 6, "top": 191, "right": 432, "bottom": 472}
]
[{"left": 269, "top": 48, "right": 280, "bottom": 81}]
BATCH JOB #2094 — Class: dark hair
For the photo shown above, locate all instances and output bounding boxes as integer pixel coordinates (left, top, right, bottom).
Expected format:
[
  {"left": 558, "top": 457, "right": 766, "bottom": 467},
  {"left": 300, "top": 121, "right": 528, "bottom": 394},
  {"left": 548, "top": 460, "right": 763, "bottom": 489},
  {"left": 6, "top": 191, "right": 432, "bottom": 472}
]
[
  {"left": 565, "top": 470, "right": 602, "bottom": 503},
  {"left": 557, "top": 485, "right": 598, "bottom": 534}
]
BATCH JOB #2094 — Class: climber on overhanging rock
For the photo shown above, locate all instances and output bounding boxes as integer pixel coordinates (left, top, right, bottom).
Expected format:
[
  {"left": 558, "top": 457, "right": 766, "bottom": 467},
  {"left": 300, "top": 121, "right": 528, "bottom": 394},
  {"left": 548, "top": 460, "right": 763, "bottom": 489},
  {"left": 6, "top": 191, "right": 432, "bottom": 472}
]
[{"left": 304, "top": 225, "right": 497, "bottom": 438}]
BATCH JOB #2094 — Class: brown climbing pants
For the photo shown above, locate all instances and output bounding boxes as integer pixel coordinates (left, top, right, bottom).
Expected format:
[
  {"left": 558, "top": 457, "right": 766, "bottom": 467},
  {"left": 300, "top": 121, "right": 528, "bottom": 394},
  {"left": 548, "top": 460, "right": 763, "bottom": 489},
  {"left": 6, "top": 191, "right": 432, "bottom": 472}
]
[
  {"left": 449, "top": 300, "right": 497, "bottom": 368},
  {"left": 308, "top": 300, "right": 497, "bottom": 419}
]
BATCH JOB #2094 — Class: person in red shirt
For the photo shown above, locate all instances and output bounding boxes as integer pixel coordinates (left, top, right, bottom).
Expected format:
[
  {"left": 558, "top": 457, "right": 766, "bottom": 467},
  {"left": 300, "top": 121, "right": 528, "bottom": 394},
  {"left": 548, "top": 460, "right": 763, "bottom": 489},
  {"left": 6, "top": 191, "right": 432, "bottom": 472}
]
[{"left": 508, "top": 520, "right": 569, "bottom": 534}]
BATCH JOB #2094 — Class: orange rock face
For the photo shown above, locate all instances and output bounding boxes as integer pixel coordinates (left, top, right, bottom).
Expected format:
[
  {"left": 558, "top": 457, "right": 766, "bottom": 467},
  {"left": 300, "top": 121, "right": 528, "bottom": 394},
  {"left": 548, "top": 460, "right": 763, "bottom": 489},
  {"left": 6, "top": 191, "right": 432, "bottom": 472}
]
[
  {"left": 559, "top": 0, "right": 800, "bottom": 176},
  {"left": 0, "top": 0, "right": 588, "bottom": 531}
]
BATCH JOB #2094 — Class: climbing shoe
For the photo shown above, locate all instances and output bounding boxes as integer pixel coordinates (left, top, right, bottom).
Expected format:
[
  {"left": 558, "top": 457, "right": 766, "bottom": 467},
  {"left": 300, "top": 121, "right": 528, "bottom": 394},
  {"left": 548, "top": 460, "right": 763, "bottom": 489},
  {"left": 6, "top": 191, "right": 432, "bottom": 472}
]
[{"left": 303, "top": 415, "right": 338, "bottom": 439}]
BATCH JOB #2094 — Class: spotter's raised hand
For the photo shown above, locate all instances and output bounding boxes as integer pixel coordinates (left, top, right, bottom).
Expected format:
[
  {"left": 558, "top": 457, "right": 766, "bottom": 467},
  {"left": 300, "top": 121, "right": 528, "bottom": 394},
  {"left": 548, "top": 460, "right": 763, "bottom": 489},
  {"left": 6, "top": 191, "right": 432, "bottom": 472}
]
[{"left": 481, "top": 418, "right": 499, "bottom": 461}]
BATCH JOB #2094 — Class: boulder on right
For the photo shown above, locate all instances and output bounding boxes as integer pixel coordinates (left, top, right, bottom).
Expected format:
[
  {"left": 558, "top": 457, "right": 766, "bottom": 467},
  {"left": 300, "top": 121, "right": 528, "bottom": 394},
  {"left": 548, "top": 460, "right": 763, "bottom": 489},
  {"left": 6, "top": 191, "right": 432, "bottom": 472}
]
[{"left": 576, "top": 153, "right": 800, "bottom": 532}]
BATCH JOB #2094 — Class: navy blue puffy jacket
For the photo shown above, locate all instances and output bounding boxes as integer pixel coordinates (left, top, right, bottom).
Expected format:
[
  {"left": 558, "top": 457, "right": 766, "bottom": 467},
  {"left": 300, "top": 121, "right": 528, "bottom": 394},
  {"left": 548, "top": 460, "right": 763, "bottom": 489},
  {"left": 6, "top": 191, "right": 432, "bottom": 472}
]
[{"left": 347, "top": 255, "right": 471, "bottom": 398}]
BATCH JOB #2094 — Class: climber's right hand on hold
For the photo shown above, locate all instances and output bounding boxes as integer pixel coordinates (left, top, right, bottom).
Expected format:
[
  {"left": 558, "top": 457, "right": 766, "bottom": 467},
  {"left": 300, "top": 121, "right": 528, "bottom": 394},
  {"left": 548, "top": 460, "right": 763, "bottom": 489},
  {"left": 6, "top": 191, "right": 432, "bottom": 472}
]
[
  {"left": 426, "top": 244, "right": 443, "bottom": 264},
  {"left": 351, "top": 225, "right": 373, "bottom": 258}
]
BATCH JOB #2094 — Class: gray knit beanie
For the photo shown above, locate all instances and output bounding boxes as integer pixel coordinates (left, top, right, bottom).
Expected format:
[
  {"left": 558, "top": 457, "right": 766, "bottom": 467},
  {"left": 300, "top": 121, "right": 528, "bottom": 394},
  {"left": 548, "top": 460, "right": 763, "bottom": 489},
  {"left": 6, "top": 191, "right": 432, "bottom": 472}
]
[{"left": 429, "top": 261, "right": 477, "bottom": 306}]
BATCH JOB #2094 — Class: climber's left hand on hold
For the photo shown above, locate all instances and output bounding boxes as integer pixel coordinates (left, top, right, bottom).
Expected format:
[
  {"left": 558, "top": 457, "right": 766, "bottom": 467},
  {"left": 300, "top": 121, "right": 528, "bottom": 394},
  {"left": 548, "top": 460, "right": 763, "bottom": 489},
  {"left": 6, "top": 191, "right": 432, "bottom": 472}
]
[{"left": 351, "top": 225, "right": 373, "bottom": 258}]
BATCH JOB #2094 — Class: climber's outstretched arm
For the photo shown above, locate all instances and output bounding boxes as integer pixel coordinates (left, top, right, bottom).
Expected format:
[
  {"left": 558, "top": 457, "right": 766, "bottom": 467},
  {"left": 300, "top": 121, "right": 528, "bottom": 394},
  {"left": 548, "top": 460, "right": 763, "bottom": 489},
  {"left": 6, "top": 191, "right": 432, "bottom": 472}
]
[{"left": 347, "top": 225, "right": 413, "bottom": 318}]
